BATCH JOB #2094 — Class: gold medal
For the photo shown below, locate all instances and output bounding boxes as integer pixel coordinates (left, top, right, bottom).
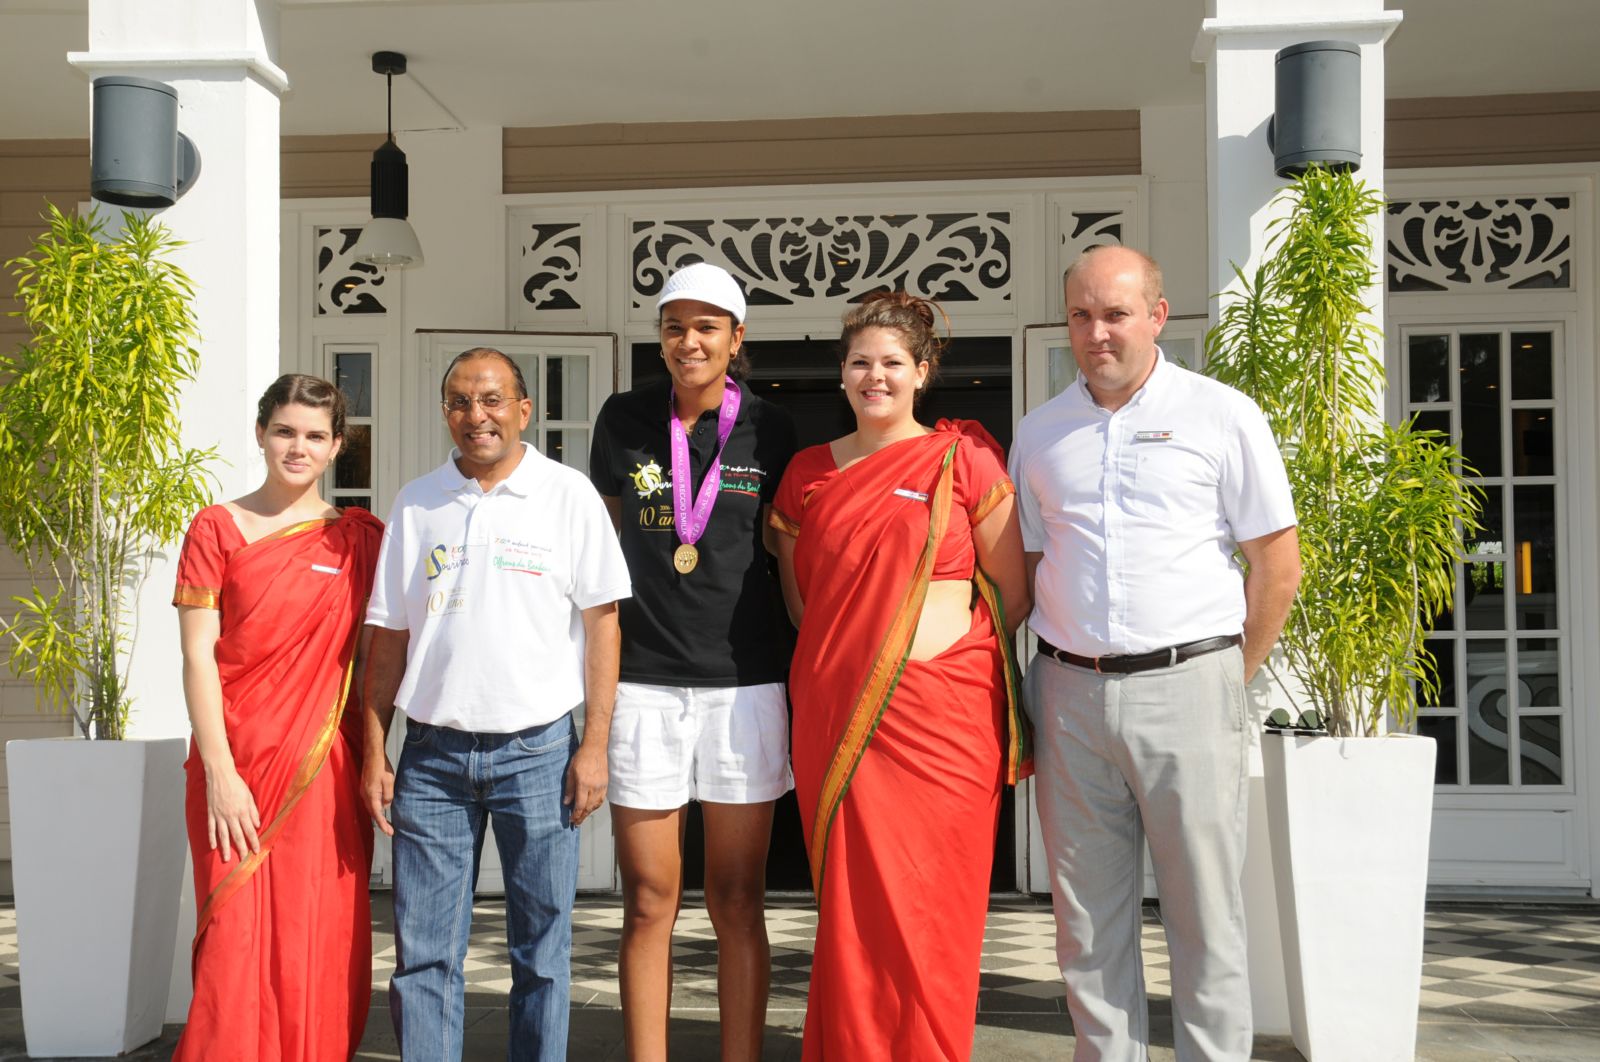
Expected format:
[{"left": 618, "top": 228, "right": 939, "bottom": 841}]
[{"left": 673, "top": 543, "right": 699, "bottom": 574}]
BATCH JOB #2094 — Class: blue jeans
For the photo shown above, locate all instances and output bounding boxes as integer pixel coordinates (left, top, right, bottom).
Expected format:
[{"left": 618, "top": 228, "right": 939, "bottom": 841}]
[{"left": 389, "top": 714, "right": 579, "bottom": 1062}]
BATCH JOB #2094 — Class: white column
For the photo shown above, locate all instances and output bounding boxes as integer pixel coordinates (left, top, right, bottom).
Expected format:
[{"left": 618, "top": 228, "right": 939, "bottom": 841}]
[
  {"left": 1193, "top": 0, "right": 1401, "bottom": 1040},
  {"left": 69, "top": 0, "right": 288, "bottom": 742},
  {"left": 1195, "top": 0, "right": 1400, "bottom": 327},
  {"left": 1139, "top": 104, "right": 1208, "bottom": 317},
  {"left": 68, "top": 0, "right": 287, "bottom": 1021}
]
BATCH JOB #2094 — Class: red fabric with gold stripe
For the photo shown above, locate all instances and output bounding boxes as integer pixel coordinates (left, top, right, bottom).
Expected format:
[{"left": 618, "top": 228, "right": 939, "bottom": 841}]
[
  {"left": 771, "top": 420, "right": 1019, "bottom": 1061},
  {"left": 170, "top": 506, "right": 382, "bottom": 1062}
]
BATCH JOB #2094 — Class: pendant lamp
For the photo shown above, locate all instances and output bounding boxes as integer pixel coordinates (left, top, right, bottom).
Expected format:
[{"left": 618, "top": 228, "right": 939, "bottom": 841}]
[{"left": 351, "top": 51, "right": 423, "bottom": 268}]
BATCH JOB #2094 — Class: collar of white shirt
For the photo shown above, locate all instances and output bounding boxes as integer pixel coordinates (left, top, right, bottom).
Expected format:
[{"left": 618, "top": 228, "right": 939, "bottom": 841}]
[
  {"left": 439, "top": 441, "right": 541, "bottom": 497},
  {"left": 1073, "top": 345, "right": 1172, "bottom": 412}
]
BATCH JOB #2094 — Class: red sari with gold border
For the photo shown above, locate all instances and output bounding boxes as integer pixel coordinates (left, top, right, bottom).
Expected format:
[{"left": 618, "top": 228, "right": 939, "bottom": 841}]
[
  {"left": 170, "top": 505, "right": 382, "bottom": 1062},
  {"left": 771, "top": 420, "right": 1031, "bottom": 1061}
]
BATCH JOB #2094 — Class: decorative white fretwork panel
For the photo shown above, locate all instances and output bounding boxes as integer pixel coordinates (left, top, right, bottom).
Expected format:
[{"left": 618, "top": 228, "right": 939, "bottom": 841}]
[
  {"left": 509, "top": 207, "right": 600, "bottom": 328},
  {"left": 521, "top": 222, "right": 583, "bottom": 311},
  {"left": 1045, "top": 189, "right": 1142, "bottom": 321},
  {"left": 313, "top": 226, "right": 389, "bottom": 316},
  {"left": 1060, "top": 208, "right": 1127, "bottom": 260},
  {"left": 1387, "top": 197, "right": 1573, "bottom": 293},
  {"left": 625, "top": 210, "right": 1014, "bottom": 322}
]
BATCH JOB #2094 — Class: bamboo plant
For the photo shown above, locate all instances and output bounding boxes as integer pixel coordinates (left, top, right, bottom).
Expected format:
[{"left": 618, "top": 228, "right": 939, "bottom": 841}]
[
  {"left": 0, "top": 206, "right": 215, "bottom": 740},
  {"left": 1205, "top": 166, "right": 1480, "bottom": 738}
]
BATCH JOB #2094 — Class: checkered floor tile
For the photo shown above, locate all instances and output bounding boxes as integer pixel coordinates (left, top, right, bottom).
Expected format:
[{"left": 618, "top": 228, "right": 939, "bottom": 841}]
[
  {"left": 363, "top": 896, "right": 1600, "bottom": 1027},
  {"left": 1414, "top": 907, "right": 1600, "bottom": 1027},
  {"left": 0, "top": 905, "right": 15, "bottom": 998},
  {"left": 5, "top": 896, "right": 1599, "bottom": 1035}
]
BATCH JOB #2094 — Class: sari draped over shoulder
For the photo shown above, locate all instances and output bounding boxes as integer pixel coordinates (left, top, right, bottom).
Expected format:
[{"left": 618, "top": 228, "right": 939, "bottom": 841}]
[
  {"left": 170, "top": 506, "right": 383, "bottom": 1062},
  {"left": 771, "top": 420, "right": 1031, "bottom": 1062}
]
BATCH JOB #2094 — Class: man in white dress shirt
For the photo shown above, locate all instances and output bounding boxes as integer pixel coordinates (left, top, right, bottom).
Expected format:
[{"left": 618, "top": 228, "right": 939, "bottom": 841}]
[{"left": 1010, "top": 246, "right": 1302, "bottom": 1060}]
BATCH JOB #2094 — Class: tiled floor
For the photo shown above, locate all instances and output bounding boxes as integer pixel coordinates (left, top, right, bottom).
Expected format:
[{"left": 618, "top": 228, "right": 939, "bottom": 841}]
[
  {"left": 1, "top": 897, "right": 1598, "bottom": 1059},
  {"left": 1415, "top": 908, "right": 1600, "bottom": 1027}
]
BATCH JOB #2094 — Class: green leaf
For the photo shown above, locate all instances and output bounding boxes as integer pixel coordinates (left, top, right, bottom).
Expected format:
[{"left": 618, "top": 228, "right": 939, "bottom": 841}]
[
  {"left": 1205, "top": 166, "right": 1481, "bottom": 737},
  {"left": 0, "top": 207, "right": 216, "bottom": 739}
]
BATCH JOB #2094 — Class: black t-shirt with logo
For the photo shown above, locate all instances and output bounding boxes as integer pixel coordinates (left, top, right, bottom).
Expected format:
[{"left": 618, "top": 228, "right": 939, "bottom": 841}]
[{"left": 590, "top": 378, "right": 798, "bottom": 687}]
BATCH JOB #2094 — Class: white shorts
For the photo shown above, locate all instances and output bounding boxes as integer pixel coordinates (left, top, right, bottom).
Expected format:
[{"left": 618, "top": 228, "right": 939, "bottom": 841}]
[{"left": 608, "top": 681, "right": 794, "bottom": 809}]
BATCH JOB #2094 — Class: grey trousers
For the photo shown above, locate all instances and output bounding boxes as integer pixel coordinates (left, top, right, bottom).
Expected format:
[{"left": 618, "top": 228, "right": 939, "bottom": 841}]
[{"left": 1026, "top": 646, "right": 1252, "bottom": 1062}]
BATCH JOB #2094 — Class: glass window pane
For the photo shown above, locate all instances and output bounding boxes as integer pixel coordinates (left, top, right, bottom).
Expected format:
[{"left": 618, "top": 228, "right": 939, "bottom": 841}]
[
  {"left": 1518, "top": 716, "right": 1562, "bottom": 785},
  {"left": 544, "top": 429, "right": 589, "bottom": 473},
  {"left": 1464, "top": 638, "right": 1511, "bottom": 785},
  {"left": 1459, "top": 333, "right": 1502, "bottom": 477},
  {"left": 1419, "top": 639, "right": 1456, "bottom": 708},
  {"left": 1465, "top": 485, "right": 1503, "bottom": 556},
  {"left": 631, "top": 341, "right": 669, "bottom": 387},
  {"left": 1411, "top": 409, "right": 1450, "bottom": 440},
  {"left": 1417, "top": 715, "right": 1458, "bottom": 785},
  {"left": 546, "top": 356, "right": 590, "bottom": 422},
  {"left": 1510, "top": 332, "right": 1553, "bottom": 400},
  {"left": 334, "top": 424, "right": 370, "bottom": 489},
  {"left": 335, "top": 351, "right": 372, "bottom": 417},
  {"left": 1162, "top": 338, "right": 1199, "bottom": 372},
  {"left": 1431, "top": 572, "right": 1454, "bottom": 633},
  {"left": 1510, "top": 408, "right": 1554, "bottom": 477},
  {"left": 1048, "top": 343, "right": 1075, "bottom": 399},
  {"left": 1463, "top": 561, "right": 1506, "bottom": 630},
  {"left": 1517, "top": 638, "right": 1560, "bottom": 708},
  {"left": 333, "top": 493, "right": 372, "bottom": 513},
  {"left": 490, "top": 353, "right": 538, "bottom": 444},
  {"left": 1407, "top": 334, "right": 1450, "bottom": 403},
  {"left": 1512, "top": 485, "right": 1557, "bottom": 630}
]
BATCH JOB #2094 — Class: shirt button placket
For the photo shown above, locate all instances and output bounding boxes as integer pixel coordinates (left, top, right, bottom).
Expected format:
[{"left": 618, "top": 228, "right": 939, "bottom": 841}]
[
  {"left": 464, "top": 490, "right": 488, "bottom": 548},
  {"left": 1103, "top": 410, "right": 1125, "bottom": 646}
]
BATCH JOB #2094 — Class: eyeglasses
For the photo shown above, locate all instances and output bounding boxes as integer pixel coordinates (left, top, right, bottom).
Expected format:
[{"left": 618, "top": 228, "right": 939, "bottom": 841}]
[
  {"left": 1264, "top": 708, "right": 1326, "bottom": 734},
  {"left": 442, "top": 393, "right": 517, "bottom": 414}
]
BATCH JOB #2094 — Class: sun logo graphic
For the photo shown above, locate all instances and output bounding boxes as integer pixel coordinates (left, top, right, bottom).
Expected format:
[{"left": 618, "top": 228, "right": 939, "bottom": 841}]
[
  {"left": 424, "top": 545, "right": 451, "bottom": 579},
  {"left": 630, "top": 460, "right": 668, "bottom": 499}
]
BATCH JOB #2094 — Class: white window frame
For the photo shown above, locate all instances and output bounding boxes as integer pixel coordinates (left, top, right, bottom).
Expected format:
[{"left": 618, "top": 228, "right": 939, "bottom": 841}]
[{"left": 1387, "top": 162, "right": 1598, "bottom": 891}]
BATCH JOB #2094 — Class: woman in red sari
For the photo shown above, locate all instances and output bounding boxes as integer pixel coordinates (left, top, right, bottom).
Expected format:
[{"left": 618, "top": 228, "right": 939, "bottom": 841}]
[
  {"left": 771, "top": 292, "right": 1032, "bottom": 1060},
  {"left": 172, "top": 374, "right": 382, "bottom": 1062}
]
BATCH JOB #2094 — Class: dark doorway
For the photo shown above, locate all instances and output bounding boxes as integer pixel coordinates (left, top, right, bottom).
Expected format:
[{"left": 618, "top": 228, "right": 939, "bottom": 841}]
[{"left": 630, "top": 337, "right": 1018, "bottom": 893}]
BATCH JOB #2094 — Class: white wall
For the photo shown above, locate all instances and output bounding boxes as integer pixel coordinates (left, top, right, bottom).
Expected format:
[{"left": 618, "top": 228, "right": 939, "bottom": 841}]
[
  {"left": 1140, "top": 104, "right": 1209, "bottom": 318},
  {"left": 404, "top": 125, "right": 507, "bottom": 336}
]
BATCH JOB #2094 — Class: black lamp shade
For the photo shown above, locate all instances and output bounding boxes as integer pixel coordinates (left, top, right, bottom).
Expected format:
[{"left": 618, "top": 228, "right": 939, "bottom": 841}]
[
  {"left": 370, "top": 138, "right": 409, "bottom": 219},
  {"left": 90, "top": 76, "right": 200, "bottom": 207},
  {"left": 1271, "top": 40, "right": 1362, "bottom": 178}
]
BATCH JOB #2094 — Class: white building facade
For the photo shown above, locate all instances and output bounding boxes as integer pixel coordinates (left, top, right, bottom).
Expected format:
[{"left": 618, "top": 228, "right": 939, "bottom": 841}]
[{"left": 1, "top": 0, "right": 1597, "bottom": 907}]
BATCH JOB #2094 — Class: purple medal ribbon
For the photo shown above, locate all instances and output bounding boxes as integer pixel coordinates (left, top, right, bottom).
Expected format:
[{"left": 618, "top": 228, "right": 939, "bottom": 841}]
[{"left": 669, "top": 377, "right": 741, "bottom": 552}]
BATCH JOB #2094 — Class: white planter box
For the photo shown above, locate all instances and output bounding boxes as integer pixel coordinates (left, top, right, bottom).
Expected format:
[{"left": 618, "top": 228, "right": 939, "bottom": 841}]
[
  {"left": 1243, "top": 769, "right": 1290, "bottom": 1036},
  {"left": 1263, "top": 732, "right": 1436, "bottom": 1062},
  {"left": 7, "top": 737, "right": 188, "bottom": 1057}
]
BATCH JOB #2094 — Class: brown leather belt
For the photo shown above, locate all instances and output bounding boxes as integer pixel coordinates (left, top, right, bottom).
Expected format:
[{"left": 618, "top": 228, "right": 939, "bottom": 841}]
[{"left": 1036, "top": 634, "right": 1243, "bottom": 675}]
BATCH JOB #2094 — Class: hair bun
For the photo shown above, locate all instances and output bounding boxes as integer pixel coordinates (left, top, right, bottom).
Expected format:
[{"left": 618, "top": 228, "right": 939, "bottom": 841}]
[{"left": 861, "top": 288, "right": 936, "bottom": 330}]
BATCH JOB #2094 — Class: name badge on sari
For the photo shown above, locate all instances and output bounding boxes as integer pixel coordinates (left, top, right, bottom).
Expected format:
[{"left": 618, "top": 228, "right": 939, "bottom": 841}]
[{"left": 893, "top": 488, "right": 929, "bottom": 503}]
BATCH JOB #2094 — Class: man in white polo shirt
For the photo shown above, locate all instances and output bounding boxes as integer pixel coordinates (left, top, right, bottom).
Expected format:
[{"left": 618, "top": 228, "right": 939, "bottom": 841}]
[
  {"left": 1011, "top": 246, "right": 1301, "bottom": 1060},
  {"left": 361, "top": 347, "right": 631, "bottom": 1061}
]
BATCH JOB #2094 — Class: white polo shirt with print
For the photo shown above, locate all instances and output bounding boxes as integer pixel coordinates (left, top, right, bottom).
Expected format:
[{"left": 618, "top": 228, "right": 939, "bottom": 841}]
[
  {"left": 1010, "top": 351, "right": 1296, "bottom": 658},
  {"left": 367, "top": 442, "right": 632, "bottom": 733}
]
